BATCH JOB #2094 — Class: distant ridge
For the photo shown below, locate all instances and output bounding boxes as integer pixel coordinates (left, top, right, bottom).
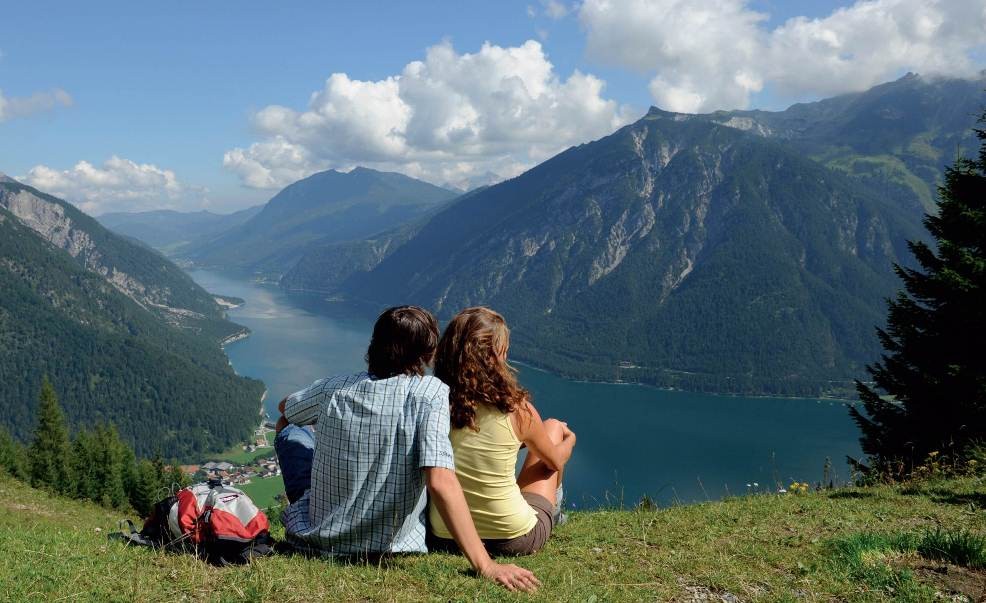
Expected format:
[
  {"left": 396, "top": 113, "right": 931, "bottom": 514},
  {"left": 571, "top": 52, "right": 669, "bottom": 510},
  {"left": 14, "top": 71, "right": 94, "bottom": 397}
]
[
  {"left": 185, "top": 167, "right": 458, "bottom": 277},
  {"left": 680, "top": 72, "right": 986, "bottom": 212},
  {"left": 0, "top": 171, "right": 17, "bottom": 184},
  {"left": 98, "top": 205, "right": 263, "bottom": 255}
]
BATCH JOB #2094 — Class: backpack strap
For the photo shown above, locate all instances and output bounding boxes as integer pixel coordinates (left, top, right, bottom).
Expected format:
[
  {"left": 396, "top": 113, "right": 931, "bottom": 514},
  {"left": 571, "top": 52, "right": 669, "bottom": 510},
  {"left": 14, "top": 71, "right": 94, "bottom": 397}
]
[{"left": 109, "top": 519, "right": 156, "bottom": 548}]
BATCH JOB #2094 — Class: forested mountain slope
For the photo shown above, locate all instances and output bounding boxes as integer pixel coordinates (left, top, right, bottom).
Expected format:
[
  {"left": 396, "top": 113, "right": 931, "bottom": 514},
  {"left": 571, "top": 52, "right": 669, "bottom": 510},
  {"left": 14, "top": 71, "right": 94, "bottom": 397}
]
[
  {"left": 0, "top": 181, "right": 242, "bottom": 341},
  {"left": 280, "top": 187, "right": 489, "bottom": 292},
  {"left": 185, "top": 167, "right": 458, "bottom": 277},
  {"left": 0, "top": 183, "right": 264, "bottom": 458},
  {"left": 342, "top": 111, "right": 928, "bottom": 395}
]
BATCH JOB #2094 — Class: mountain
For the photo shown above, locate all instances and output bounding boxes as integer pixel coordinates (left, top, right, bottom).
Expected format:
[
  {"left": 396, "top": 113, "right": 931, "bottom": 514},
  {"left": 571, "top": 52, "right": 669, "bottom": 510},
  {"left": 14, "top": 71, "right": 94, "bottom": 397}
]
[
  {"left": 98, "top": 205, "right": 262, "bottom": 256},
  {"left": 704, "top": 73, "right": 986, "bottom": 212},
  {"left": 334, "top": 106, "right": 935, "bottom": 396},
  {"left": 275, "top": 74, "right": 981, "bottom": 396},
  {"left": 185, "top": 167, "right": 458, "bottom": 277},
  {"left": 0, "top": 179, "right": 264, "bottom": 458},
  {"left": 280, "top": 186, "right": 489, "bottom": 293}
]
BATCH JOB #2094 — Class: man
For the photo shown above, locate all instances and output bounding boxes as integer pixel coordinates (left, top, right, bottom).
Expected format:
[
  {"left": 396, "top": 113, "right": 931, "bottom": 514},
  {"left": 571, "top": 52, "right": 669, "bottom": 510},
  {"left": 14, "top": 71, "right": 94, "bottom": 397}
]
[{"left": 274, "top": 305, "right": 539, "bottom": 592}]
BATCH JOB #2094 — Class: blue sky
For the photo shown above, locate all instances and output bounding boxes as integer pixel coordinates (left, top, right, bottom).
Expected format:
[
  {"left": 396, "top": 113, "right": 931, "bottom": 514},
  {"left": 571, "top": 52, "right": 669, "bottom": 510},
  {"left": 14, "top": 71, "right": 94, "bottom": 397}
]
[{"left": 1, "top": 0, "right": 983, "bottom": 214}]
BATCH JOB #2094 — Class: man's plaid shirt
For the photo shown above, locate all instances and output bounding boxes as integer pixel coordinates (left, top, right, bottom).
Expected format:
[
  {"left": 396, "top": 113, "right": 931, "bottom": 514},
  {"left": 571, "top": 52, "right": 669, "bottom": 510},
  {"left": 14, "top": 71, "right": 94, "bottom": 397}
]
[{"left": 281, "top": 372, "right": 455, "bottom": 554}]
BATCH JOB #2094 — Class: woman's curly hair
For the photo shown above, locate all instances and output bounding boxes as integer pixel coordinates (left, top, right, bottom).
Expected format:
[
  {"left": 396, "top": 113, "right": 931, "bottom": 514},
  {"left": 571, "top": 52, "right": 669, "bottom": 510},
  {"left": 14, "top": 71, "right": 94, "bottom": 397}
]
[{"left": 435, "top": 307, "right": 530, "bottom": 431}]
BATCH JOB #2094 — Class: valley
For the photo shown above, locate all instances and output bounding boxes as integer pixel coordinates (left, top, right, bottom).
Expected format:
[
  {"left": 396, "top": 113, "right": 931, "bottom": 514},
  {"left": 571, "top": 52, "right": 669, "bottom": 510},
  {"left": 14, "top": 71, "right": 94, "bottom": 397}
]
[{"left": 190, "top": 269, "right": 862, "bottom": 508}]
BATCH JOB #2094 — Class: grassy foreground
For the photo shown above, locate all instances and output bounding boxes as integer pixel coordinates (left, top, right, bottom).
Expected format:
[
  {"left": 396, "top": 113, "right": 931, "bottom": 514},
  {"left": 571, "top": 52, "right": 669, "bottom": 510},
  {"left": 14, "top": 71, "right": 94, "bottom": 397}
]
[{"left": 1, "top": 474, "right": 985, "bottom": 602}]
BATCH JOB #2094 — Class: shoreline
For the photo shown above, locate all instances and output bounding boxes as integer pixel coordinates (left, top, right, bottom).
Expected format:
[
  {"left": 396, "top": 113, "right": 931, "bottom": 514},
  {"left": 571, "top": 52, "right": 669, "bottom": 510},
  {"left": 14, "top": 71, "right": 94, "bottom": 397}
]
[
  {"left": 509, "top": 358, "right": 860, "bottom": 404},
  {"left": 199, "top": 269, "right": 859, "bottom": 402},
  {"left": 220, "top": 328, "right": 250, "bottom": 348}
]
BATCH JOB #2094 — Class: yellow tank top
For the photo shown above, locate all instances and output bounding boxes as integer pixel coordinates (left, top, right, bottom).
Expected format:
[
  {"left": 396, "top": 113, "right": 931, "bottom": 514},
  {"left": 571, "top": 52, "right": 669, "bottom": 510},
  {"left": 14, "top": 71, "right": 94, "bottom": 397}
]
[{"left": 429, "top": 404, "right": 538, "bottom": 540}]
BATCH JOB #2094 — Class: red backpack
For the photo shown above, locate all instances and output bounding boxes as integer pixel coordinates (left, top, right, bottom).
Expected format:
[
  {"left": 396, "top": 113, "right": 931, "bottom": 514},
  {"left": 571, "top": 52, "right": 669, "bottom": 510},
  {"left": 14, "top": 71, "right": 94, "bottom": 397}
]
[{"left": 120, "top": 479, "right": 274, "bottom": 564}]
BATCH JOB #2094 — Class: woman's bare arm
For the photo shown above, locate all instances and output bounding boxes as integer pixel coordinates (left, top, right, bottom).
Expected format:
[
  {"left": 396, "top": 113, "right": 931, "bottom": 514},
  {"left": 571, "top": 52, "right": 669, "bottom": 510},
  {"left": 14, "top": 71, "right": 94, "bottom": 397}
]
[{"left": 512, "top": 402, "right": 575, "bottom": 472}]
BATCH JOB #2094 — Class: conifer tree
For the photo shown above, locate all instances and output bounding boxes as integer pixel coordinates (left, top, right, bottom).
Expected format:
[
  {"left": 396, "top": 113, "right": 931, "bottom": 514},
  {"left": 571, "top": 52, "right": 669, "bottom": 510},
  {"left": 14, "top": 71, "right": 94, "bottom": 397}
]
[
  {"left": 94, "top": 424, "right": 129, "bottom": 508},
  {"left": 850, "top": 113, "right": 986, "bottom": 475},
  {"left": 28, "top": 377, "right": 73, "bottom": 493},
  {"left": 167, "top": 461, "right": 190, "bottom": 492},
  {"left": 0, "top": 426, "right": 27, "bottom": 479},
  {"left": 131, "top": 458, "right": 167, "bottom": 516},
  {"left": 70, "top": 428, "right": 97, "bottom": 500}
]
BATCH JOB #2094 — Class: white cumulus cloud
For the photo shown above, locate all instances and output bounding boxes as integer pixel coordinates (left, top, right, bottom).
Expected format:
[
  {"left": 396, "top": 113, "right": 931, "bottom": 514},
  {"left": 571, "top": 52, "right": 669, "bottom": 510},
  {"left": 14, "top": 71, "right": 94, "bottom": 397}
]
[
  {"left": 224, "top": 40, "right": 632, "bottom": 190},
  {"left": 579, "top": 0, "right": 986, "bottom": 113},
  {"left": 0, "top": 88, "right": 73, "bottom": 122},
  {"left": 21, "top": 156, "right": 199, "bottom": 215}
]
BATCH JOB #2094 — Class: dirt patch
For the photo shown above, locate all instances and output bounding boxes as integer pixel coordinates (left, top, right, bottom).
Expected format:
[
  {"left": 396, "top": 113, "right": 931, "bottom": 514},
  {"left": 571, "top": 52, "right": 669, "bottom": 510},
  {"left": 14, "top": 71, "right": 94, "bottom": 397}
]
[
  {"left": 676, "top": 584, "right": 742, "bottom": 602},
  {"left": 908, "top": 560, "right": 986, "bottom": 601}
]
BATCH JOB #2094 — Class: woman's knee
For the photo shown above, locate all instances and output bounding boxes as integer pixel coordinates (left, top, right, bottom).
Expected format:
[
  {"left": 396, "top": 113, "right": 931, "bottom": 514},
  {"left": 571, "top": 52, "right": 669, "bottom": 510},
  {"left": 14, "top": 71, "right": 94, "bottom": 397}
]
[{"left": 542, "top": 418, "right": 566, "bottom": 443}]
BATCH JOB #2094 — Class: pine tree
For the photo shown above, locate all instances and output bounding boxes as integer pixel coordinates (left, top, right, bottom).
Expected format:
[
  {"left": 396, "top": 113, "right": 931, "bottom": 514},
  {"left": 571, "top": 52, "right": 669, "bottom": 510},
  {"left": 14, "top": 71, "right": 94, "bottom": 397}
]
[
  {"left": 70, "top": 428, "right": 97, "bottom": 500},
  {"left": 0, "top": 426, "right": 27, "bottom": 479},
  {"left": 131, "top": 458, "right": 168, "bottom": 516},
  {"left": 850, "top": 113, "right": 986, "bottom": 475},
  {"left": 28, "top": 377, "right": 73, "bottom": 493},
  {"left": 94, "top": 424, "right": 129, "bottom": 509},
  {"left": 166, "top": 461, "right": 190, "bottom": 492}
]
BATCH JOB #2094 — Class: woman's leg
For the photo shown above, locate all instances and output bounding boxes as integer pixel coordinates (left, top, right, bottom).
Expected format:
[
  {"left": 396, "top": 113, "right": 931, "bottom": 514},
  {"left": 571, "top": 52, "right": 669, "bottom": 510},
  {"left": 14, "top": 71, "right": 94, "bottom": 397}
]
[{"left": 517, "top": 418, "right": 566, "bottom": 506}]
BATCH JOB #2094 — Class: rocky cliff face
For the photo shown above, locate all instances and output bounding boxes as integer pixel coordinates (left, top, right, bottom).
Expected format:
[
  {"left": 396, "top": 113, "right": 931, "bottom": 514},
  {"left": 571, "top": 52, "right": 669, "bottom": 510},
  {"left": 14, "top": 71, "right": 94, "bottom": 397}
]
[
  {"left": 0, "top": 190, "right": 264, "bottom": 458},
  {"left": 342, "top": 110, "right": 927, "bottom": 395},
  {"left": 0, "top": 181, "right": 231, "bottom": 335}
]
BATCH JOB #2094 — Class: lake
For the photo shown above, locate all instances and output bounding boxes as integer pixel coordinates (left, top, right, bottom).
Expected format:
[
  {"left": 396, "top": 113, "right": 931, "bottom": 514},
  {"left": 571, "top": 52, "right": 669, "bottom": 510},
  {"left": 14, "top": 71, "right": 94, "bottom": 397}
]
[{"left": 191, "top": 270, "right": 863, "bottom": 509}]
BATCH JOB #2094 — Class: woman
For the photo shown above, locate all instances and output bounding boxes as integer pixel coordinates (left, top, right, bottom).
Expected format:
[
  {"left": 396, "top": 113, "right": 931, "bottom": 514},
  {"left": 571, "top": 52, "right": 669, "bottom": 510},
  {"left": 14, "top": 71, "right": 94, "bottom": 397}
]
[{"left": 428, "top": 307, "right": 576, "bottom": 557}]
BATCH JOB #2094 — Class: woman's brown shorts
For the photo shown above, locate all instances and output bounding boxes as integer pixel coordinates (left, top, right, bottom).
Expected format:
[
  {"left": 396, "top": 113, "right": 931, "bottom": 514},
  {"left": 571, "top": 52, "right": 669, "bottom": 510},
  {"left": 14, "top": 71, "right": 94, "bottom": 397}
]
[{"left": 427, "top": 492, "right": 554, "bottom": 557}]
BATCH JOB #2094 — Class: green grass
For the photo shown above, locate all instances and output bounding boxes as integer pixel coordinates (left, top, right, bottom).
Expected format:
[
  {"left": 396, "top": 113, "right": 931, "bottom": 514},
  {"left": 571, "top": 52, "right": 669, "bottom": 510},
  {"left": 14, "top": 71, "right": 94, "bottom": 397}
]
[
  {"left": 208, "top": 436, "right": 275, "bottom": 466},
  {"left": 239, "top": 475, "right": 285, "bottom": 509},
  {"left": 827, "top": 532, "right": 931, "bottom": 600},
  {"left": 917, "top": 527, "right": 986, "bottom": 568},
  {"left": 2, "top": 474, "right": 985, "bottom": 601},
  {"left": 820, "top": 151, "right": 936, "bottom": 211}
]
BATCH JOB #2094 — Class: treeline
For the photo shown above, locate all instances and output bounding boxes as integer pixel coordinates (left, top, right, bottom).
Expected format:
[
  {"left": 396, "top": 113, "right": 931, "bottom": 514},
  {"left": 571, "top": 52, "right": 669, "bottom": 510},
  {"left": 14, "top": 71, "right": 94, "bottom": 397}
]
[{"left": 0, "top": 378, "right": 187, "bottom": 516}]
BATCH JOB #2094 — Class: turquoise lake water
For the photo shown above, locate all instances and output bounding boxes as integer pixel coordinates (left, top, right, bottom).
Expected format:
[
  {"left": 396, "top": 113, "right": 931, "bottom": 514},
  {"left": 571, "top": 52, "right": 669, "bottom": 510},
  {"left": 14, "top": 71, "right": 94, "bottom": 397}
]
[{"left": 191, "top": 270, "right": 863, "bottom": 509}]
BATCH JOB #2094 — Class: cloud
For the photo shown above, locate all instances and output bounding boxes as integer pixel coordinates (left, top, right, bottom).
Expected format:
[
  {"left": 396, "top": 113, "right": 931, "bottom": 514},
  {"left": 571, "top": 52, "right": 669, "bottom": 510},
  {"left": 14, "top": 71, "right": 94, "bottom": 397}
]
[
  {"left": 20, "top": 156, "right": 200, "bottom": 215},
  {"left": 224, "top": 40, "right": 632, "bottom": 190},
  {"left": 542, "top": 0, "right": 571, "bottom": 19},
  {"left": 0, "top": 88, "right": 73, "bottom": 122},
  {"left": 579, "top": 0, "right": 986, "bottom": 112}
]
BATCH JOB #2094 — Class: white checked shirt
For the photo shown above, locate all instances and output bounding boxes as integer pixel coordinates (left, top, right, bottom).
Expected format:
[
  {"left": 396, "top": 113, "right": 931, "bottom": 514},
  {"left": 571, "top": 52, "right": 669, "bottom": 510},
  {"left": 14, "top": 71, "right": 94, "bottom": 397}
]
[{"left": 281, "top": 371, "right": 455, "bottom": 554}]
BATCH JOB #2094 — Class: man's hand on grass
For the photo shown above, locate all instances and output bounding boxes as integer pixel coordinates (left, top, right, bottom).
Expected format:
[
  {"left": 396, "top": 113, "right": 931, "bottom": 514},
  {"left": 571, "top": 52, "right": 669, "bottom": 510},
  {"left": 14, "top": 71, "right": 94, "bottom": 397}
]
[{"left": 481, "top": 561, "right": 541, "bottom": 593}]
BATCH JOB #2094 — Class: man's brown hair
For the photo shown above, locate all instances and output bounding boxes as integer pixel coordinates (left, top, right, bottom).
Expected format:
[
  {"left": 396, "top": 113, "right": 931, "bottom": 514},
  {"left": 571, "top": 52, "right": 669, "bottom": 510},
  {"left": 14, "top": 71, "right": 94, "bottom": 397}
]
[{"left": 365, "top": 306, "right": 439, "bottom": 379}]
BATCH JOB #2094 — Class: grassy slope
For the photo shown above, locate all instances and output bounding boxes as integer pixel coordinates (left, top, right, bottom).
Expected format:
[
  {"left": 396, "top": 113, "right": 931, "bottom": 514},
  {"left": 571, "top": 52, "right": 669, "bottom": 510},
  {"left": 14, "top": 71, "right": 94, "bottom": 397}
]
[
  {"left": 2, "top": 473, "right": 984, "bottom": 602},
  {"left": 239, "top": 476, "right": 285, "bottom": 509}
]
